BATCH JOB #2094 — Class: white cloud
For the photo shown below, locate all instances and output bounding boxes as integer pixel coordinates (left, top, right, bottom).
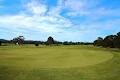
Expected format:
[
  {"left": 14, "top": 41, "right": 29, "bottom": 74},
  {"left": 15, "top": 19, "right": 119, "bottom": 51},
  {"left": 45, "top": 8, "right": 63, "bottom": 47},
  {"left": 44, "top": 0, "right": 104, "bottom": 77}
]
[
  {"left": 47, "top": 0, "right": 64, "bottom": 16},
  {"left": 64, "top": 0, "right": 101, "bottom": 11},
  {"left": 65, "top": 0, "right": 85, "bottom": 11},
  {"left": 64, "top": 0, "right": 120, "bottom": 18},
  {"left": 0, "top": 13, "right": 73, "bottom": 33},
  {"left": 0, "top": 0, "right": 119, "bottom": 41},
  {"left": 0, "top": 0, "right": 78, "bottom": 40},
  {"left": 25, "top": 0, "right": 47, "bottom": 16}
]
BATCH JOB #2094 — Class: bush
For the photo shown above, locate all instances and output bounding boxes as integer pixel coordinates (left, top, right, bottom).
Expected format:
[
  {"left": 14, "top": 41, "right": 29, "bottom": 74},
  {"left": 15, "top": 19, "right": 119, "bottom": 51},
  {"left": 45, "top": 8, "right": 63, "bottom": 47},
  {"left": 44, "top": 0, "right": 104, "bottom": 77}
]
[{"left": 35, "top": 43, "right": 39, "bottom": 46}]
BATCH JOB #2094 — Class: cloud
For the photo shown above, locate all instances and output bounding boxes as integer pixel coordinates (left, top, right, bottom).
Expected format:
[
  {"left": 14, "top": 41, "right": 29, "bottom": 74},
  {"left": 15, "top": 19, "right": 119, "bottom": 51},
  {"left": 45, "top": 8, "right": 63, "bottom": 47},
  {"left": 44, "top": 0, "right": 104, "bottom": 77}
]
[
  {"left": 0, "top": 0, "right": 67, "bottom": 32},
  {"left": 47, "top": 0, "right": 64, "bottom": 16},
  {"left": 0, "top": 14, "right": 72, "bottom": 33},
  {"left": 64, "top": 0, "right": 101, "bottom": 11},
  {"left": 24, "top": 0, "right": 47, "bottom": 16},
  {"left": 0, "top": 0, "right": 120, "bottom": 41},
  {"left": 63, "top": 0, "right": 120, "bottom": 19}
]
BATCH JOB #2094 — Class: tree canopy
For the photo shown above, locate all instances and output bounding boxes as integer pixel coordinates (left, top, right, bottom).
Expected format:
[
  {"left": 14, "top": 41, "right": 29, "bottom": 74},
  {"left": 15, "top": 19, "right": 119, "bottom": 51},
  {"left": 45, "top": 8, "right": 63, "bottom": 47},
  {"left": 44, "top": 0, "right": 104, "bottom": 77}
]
[
  {"left": 94, "top": 32, "right": 120, "bottom": 48},
  {"left": 12, "top": 36, "right": 25, "bottom": 45},
  {"left": 46, "top": 36, "right": 54, "bottom": 45}
]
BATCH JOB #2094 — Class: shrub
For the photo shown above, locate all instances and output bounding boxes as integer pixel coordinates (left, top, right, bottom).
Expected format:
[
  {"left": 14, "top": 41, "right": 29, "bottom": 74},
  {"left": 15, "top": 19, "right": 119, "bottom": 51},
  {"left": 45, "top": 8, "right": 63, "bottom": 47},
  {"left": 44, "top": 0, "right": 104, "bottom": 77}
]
[{"left": 35, "top": 43, "right": 39, "bottom": 46}]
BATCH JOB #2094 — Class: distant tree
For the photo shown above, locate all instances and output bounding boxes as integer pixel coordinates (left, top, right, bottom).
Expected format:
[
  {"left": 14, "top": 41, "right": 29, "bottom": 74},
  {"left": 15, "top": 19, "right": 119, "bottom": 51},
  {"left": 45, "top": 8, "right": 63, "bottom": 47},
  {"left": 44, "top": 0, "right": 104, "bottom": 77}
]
[
  {"left": 63, "top": 41, "right": 69, "bottom": 45},
  {"left": 12, "top": 38, "right": 18, "bottom": 44},
  {"left": 103, "top": 35, "right": 115, "bottom": 48},
  {"left": 94, "top": 32, "right": 120, "bottom": 48},
  {"left": 54, "top": 41, "right": 62, "bottom": 46},
  {"left": 94, "top": 37, "right": 104, "bottom": 46},
  {"left": 117, "top": 32, "right": 120, "bottom": 36},
  {"left": 47, "top": 36, "right": 54, "bottom": 45},
  {"left": 12, "top": 36, "right": 25, "bottom": 45},
  {"left": 113, "top": 32, "right": 120, "bottom": 48}
]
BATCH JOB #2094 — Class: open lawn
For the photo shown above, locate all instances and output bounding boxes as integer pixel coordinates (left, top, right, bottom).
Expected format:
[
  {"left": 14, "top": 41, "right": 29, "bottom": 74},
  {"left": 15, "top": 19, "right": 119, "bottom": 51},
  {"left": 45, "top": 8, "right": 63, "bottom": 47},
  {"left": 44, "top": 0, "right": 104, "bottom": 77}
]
[{"left": 0, "top": 45, "right": 120, "bottom": 80}]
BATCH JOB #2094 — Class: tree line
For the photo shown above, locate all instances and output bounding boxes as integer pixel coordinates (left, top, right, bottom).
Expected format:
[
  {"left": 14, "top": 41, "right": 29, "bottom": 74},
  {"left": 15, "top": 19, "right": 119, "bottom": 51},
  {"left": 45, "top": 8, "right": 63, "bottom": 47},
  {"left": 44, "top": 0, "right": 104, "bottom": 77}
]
[
  {"left": 1, "top": 32, "right": 120, "bottom": 48},
  {"left": 0, "top": 36, "right": 92, "bottom": 46},
  {"left": 94, "top": 32, "right": 120, "bottom": 48},
  {"left": 28, "top": 36, "right": 92, "bottom": 46}
]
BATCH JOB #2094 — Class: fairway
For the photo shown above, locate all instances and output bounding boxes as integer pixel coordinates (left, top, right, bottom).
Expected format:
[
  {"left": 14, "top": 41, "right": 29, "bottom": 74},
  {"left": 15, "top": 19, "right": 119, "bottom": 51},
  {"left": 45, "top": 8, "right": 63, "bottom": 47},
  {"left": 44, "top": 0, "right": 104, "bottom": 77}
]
[{"left": 0, "top": 45, "right": 120, "bottom": 80}]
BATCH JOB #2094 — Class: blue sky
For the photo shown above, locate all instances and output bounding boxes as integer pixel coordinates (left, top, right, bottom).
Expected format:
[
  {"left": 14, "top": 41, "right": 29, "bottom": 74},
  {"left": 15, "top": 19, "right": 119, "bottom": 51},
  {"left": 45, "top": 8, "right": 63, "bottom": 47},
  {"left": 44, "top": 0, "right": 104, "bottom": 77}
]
[{"left": 0, "top": 0, "right": 120, "bottom": 42}]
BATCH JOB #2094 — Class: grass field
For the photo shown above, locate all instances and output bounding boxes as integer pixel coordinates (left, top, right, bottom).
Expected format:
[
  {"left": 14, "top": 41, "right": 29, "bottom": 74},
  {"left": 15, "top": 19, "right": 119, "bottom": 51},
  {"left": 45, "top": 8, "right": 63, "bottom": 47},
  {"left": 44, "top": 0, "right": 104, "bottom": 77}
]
[{"left": 0, "top": 45, "right": 120, "bottom": 80}]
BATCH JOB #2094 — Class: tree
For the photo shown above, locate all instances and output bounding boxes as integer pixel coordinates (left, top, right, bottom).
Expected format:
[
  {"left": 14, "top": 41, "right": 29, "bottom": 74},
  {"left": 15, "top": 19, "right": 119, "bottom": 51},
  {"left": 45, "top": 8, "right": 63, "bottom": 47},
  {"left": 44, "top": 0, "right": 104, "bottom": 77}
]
[
  {"left": 103, "top": 35, "right": 115, "bottom": 48},
  {"left": 113, "top": 32, "right": 120, "bottom": 48},
  {"left": 12, "top": 38, "right": 18, "bottom": 44},
  {"left": 94, "top": 32, "right": 120, "bottom": 48},
  {"left": 63, "top": 41, "right": 69, "bottom": 45},
  {"left": 12, "top": 36, "right": 25, "bottom": 45},
  {"left": 117, "top": 32, "right": 120, "bottom": 36},
  {"left": 94, "top": 37, "right": 103, "bottom": 46},
  {"left": 47, "top": 36, "right": 54, "bottom": 45}
]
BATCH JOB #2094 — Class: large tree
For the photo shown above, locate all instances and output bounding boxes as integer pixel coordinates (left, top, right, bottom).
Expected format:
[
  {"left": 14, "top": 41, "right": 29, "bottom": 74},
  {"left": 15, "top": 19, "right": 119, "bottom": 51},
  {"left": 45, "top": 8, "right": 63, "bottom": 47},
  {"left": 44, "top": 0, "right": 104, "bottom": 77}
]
[
  {"left": 47, "top": 36, "right": 54, "bottom": 45},
  {"left": 94, "top": 32, "right": 120, "bottom": 48},
  {"left": 103, "top": 35, "right": 115, "bottom": 48},
  {"left": 113, "top": 32, "right": 120, "bottom": 48},
  {"left": 12, "top": 36, "right": 25, "bottom": 45},
  {"left": 94, "top": 37, "right": 104, "bottom": 46}
]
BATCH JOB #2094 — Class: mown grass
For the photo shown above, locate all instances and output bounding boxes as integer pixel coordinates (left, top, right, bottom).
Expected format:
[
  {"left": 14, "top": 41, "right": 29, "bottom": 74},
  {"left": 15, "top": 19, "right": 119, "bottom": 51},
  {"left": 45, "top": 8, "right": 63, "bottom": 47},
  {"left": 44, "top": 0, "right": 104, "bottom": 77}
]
[{"left": 0, "top": 45, "right": 120, "bottom": 80}]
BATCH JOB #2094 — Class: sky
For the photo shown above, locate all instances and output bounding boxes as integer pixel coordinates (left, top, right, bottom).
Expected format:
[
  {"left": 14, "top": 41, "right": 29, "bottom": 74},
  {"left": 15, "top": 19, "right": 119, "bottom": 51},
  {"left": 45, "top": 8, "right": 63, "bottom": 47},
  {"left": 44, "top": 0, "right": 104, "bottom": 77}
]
[{"left": 0, "top": 0, "right": 120, "bottom": 42}]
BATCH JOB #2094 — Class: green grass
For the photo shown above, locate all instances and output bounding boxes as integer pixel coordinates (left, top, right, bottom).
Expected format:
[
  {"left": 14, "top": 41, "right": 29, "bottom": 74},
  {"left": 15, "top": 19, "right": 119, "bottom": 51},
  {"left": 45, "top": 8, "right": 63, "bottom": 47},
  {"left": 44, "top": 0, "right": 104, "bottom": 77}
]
[{"left": 0, "top": 45, "right": 120, "bottom": 80}]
